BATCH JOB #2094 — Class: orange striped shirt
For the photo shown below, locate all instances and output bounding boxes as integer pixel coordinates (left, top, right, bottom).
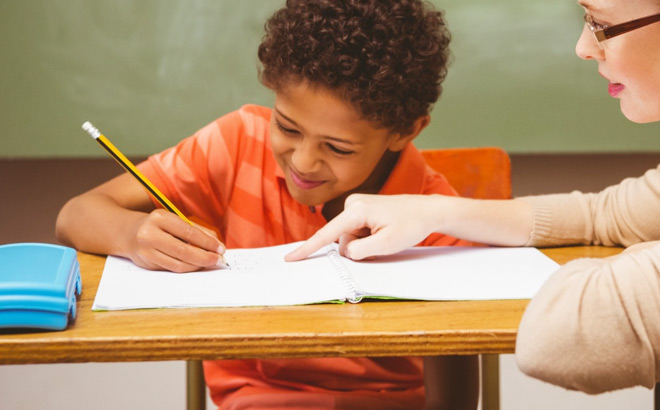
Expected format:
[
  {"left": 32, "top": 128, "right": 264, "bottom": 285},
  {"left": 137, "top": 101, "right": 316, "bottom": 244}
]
[{"left": 139, "top": 105, "right": 470, "bottom": 409}]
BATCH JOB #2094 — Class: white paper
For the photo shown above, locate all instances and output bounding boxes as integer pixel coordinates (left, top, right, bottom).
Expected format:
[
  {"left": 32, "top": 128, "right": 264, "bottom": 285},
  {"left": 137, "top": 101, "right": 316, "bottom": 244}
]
[
  {"left": 92, "top": 243, "right": 560, "bottom": 311},
  {"left": 342, "top": 246, "right": 560, "bottom": 300}
]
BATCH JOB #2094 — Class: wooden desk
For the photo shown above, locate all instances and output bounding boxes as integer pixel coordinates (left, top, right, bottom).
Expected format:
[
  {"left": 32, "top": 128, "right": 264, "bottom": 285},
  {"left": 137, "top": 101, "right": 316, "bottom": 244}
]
[{"left": 0, "top": 246, "right": 623, "bottom": 409}]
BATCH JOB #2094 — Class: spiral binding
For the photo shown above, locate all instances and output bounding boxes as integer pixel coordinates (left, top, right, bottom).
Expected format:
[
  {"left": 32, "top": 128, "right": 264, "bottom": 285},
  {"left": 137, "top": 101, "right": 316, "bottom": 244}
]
[{"left": 326, "top": 248, "right": 363, "bottom": 303}]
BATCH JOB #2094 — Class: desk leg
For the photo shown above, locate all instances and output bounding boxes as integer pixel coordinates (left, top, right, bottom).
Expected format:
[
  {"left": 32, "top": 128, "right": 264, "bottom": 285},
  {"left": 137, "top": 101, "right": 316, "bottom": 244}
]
[
  {"left": 187, "top": 360, "right": 207, "bottom": 410},
  {"left": 481, "top": 354, "right": 500, "bottom": 410},
  {"left": 655, "top": 382, "right": 659, "bottom": 410}
]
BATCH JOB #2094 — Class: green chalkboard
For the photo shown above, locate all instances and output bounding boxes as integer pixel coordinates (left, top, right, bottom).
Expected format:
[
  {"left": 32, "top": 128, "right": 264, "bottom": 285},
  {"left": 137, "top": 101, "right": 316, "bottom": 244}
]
[{"left": 1, "top": 0, "right": 658, "bottom": 157}]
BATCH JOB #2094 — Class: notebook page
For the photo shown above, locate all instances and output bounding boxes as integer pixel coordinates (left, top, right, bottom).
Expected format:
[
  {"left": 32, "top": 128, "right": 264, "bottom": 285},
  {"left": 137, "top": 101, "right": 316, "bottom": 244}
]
[
  {"left": 340, "top": 246, "right": 560, "bottom": 301},
  {"left": 92, "top": 242, "right": 348, "bottom": 310}
]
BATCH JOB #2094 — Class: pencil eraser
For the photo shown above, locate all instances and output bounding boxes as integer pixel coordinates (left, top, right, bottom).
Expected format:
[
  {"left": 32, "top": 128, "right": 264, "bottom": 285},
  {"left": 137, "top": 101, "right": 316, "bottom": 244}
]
[{"left": 82, "top": 121, "right": 101, "bottom": 139}]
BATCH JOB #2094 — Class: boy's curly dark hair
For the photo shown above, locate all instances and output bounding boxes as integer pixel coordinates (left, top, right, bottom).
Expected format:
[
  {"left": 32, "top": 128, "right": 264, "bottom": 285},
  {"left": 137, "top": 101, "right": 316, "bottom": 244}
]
[{"left": 258, "top": 0, "right": 451, "bottom": 135}]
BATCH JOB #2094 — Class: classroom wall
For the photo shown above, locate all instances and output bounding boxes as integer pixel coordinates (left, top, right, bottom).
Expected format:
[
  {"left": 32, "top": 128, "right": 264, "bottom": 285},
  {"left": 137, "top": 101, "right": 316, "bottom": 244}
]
[{"left": 1, "top": 0, "right": 659, "bottom": 158}]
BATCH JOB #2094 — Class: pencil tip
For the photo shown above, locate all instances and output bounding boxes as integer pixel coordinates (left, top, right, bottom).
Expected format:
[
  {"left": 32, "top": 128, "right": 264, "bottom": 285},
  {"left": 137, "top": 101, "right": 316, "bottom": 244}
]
[{"left": 217, "top": 255, "right": 230, "bottom": 269}]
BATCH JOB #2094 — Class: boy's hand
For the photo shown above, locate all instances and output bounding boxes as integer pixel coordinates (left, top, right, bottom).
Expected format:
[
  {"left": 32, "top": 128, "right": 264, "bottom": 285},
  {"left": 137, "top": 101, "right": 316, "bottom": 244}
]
[
  {"left": 128, "top": 209, "right": 227, "bottom": 273},
  {"left": 285, "top": 194, "right": 434, "bottom": 262}
]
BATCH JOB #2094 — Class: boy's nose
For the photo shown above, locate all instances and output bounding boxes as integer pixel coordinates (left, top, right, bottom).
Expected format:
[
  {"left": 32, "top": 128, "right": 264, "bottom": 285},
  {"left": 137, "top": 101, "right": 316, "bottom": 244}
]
[{"left": 291, "top": 140, "right": 322, "bottom": 174}]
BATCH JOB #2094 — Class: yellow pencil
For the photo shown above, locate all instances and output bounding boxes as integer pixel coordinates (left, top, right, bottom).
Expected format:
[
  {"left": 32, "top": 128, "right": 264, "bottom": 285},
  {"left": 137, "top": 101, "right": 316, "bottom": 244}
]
[
  {"left": 82, "top": 121, "right": 193, "bottom": 223},
  {"left": 82, "top": 122, "right": 228, "bottom": 266}
]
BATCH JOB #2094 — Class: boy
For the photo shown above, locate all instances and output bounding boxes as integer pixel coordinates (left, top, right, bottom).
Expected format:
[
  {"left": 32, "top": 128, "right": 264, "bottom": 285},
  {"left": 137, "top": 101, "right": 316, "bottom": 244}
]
[{"left": 56, "top": 0, "right": 477, "bottom": 408}]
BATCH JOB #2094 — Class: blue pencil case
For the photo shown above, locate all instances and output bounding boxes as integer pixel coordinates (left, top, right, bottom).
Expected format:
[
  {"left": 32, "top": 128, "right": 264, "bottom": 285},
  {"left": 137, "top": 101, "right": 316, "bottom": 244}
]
[{"left": 0, "top": 243, "right": 82, "bottom": 330}]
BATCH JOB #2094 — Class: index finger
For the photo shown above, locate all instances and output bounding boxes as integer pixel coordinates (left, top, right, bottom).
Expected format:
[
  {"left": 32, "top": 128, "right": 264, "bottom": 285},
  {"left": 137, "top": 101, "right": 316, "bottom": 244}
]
[
  {"left": 285, "top": 212, "right": 361, "bottom": 261},
  {"left": 158, "top": 211, "right": 224, "bottom": 254}
]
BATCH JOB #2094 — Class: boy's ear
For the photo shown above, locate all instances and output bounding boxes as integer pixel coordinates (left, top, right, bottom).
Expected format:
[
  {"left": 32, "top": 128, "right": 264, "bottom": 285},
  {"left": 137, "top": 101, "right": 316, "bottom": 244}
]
[{"left": 388, "top": 115, "right": 431, "bottom": 152}]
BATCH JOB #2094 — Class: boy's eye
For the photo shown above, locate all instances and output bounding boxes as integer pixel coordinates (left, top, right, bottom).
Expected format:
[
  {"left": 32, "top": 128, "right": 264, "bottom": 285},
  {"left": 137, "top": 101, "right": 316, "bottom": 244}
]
[
  {"left": 276, "top": 121, "right": 299, "bottom": 135},
  {"left": 326, "top": 143, "right": 354, "bottom": 156}
]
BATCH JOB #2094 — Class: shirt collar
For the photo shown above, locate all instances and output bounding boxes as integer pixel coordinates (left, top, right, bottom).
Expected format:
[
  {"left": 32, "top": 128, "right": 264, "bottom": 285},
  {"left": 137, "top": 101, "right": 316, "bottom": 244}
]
[{"left": 377, "top": 143, "right": 426, "bottom": 195}]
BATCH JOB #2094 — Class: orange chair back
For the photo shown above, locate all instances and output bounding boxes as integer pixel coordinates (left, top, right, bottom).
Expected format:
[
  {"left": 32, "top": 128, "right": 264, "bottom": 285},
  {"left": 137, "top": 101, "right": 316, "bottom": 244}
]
[{"left": 421, "top": 147, "right": 511, "bottom": 200}]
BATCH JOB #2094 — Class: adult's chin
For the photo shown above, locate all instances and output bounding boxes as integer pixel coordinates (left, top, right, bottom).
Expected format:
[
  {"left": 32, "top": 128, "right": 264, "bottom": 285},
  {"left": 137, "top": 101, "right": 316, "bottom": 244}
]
[{"left": 619, "top": 100, "right": 660, "bottom": 124}]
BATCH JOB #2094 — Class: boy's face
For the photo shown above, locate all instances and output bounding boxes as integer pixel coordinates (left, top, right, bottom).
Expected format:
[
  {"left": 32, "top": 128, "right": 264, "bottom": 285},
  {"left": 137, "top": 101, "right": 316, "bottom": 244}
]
[{"left": 270, "top": 81, "right": 408, "bottom": 207}]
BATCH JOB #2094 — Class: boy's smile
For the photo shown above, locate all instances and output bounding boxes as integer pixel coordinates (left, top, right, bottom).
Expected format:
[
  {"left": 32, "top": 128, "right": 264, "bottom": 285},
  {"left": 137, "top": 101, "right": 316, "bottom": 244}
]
[
  {"left": 288, "top": 167, "right": 325, "bottom": 190},
  {"left": 269, "top": 81, "right": 412, "bottom": 218}
]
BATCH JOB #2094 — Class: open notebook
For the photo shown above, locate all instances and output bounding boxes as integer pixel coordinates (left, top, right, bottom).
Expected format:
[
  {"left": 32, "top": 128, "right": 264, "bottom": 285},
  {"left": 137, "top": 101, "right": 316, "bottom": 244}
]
[{"left": 92, "top": 242, "right": 560, "bottom": 311}]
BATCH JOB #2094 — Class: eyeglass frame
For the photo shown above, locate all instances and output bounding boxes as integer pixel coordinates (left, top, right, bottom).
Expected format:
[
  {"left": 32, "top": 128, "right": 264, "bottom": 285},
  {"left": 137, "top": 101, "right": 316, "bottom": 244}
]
[{"left": 584, "top": 12, "right": 660, "bottom": 46}]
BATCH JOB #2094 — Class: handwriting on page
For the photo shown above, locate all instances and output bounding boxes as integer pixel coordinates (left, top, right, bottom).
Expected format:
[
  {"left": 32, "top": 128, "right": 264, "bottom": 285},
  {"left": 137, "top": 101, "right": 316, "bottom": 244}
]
[
  {"left": 225, "top": 252, "right": 268, "bottom": 271},
  {"left": 223, "top": 245, "right": 292, "bottom": 272},
  {"left": 223, "top": 243, "right": 336, "bottom": 272}
]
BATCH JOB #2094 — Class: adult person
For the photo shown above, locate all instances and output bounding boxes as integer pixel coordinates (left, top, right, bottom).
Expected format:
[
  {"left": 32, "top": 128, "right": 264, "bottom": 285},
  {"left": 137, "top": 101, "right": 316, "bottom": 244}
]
[{"left": 287, "top": 0, "right": 660, "bottom": 394}]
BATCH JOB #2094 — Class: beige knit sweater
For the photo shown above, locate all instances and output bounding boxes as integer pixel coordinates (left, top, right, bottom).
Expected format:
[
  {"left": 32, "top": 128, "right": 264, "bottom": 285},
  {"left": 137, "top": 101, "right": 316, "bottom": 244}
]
[{"left": 515, "top": 164, "right": 660, "bottom": 394}]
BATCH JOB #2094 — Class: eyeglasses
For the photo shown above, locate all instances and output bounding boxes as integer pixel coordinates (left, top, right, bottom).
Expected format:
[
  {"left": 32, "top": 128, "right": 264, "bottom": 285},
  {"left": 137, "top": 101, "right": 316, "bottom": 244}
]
[{"left": 584, "top": 12, "right": 660, "bottom": 48}]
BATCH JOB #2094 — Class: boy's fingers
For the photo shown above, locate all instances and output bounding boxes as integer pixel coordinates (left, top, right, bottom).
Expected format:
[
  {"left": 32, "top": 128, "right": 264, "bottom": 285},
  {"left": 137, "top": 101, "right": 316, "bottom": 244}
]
[
  {"left": 133, "top": 232, "right": 213, "bottom": 273},
  {"left": 156, "top": 234, "right": 219, "bottom": 269},
  {"left": 153, "top": 211, "right": 226, "bottom": 267},
  {"left": 190, "top": 222, "right": 228, "bottom": 265},
  {"left": 152, "top": 249, "right": 208, "bottom": 273},
  {"left": 192, "top": 222, "right": 220, "bottom": 240},
  {"left": 186, "top": 225, "right": 223, "bottom": 252},
  {"left": 161, "top": 214, "right": 222, "bottom": 253}
]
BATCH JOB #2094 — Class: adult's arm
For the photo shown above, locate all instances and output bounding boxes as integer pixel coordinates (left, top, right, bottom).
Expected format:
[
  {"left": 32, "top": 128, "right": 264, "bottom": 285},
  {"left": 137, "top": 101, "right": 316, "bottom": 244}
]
[
  {"left": 516, "top": 242, "right": 660, "bottom": 393},
  {"left": 286, "top": 194, "right": 533, "bottom": 261},
  {"left": 516, "top": 165, "right": 660, "bottom": 393}
]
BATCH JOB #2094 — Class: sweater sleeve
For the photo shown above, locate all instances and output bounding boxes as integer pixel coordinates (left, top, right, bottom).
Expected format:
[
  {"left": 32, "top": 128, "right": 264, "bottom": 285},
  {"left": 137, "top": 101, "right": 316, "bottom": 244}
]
[
  {"left": 521, "top": 165, "right": 660, "bottom": 247},
  {"left": 514, "top": 164, "right": 660, "bottom": 393},
  {"left": 515, "top": 242, "right": 660, "bottom": 393}
]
